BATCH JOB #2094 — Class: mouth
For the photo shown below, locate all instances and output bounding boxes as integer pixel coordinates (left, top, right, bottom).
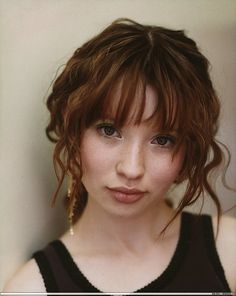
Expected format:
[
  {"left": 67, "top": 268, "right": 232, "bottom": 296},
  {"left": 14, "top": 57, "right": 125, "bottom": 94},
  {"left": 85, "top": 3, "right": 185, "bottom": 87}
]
[
  {"left": 108, "top": 186, "right": 145, "bottom": 194},
  {"left": 106, "top": 186, "right": 146, "bottom": 204}
]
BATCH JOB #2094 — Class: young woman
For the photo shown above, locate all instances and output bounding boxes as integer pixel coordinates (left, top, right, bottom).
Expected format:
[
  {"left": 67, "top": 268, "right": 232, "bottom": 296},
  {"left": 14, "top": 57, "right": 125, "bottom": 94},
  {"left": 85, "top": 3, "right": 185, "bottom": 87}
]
[{"left": 4, "top": 18, "right": 236, "bottom": 293}]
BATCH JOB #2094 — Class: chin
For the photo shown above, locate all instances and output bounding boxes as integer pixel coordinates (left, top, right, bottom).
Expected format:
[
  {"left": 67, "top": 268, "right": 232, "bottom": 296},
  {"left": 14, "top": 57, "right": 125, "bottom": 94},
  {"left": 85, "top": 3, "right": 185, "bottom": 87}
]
[{"left": 101, "top": 198, "right": 157, "bottom": 220}]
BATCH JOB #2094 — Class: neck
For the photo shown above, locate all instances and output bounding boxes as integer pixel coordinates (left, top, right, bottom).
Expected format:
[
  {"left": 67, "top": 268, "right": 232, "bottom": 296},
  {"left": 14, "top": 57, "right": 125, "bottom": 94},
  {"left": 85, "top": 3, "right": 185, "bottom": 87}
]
[{"left": 72, "top": 198, "right": 177, "bottom": 255}]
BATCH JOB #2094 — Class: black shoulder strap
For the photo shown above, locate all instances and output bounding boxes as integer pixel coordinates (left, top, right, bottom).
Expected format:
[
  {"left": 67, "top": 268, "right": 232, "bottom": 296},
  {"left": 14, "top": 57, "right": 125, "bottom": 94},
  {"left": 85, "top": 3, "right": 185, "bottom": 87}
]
[{"left": 33, "top": 249, "right": 59, "bottom": 292}]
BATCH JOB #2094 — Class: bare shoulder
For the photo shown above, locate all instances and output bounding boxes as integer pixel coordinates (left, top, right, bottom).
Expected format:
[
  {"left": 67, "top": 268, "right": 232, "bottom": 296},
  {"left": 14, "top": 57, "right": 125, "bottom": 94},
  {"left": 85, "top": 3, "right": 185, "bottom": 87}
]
[
  {"left": 212, "top": 214, "right": 236, "bottom": 292},
  {"left": 3, "top": 258, "right": 46, "bottom": 292},
  {"left": 212, "top": 214, "right": 236, "bottom": 245}
]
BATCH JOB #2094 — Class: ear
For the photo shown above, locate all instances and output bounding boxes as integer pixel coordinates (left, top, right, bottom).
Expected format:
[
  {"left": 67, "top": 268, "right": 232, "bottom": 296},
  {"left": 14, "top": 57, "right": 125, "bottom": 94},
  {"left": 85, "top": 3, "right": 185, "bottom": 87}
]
[
  {"left": 165, "top": 198, "right": 173, "bottom": 208},
  {"left": 174, "top": 176, "right": 183, "bottom": 184},
  {"left": 174, "top": 170, "right": 187, "bottom": 184}
]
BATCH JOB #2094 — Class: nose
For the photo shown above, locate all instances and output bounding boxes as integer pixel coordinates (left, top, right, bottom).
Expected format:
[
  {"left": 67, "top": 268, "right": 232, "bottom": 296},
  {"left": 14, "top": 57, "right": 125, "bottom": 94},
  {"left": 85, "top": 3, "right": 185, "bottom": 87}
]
[{"left": 116, "top": 141, "right": 145, "bottom": 180}]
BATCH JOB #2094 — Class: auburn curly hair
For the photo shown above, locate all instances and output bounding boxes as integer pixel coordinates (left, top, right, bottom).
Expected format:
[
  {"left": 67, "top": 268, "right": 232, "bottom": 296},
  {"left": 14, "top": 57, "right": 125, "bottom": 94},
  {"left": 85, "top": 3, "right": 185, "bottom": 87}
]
[{"left": 46, "top": 18, "right": 229, "bottom": 234}]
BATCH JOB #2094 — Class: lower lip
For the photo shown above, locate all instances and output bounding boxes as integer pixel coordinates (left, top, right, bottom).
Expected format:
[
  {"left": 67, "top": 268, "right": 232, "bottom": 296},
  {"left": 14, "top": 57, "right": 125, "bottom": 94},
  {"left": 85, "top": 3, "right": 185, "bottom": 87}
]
[{"left": 107, "top": 189, "right": 145, "bottom": 204}]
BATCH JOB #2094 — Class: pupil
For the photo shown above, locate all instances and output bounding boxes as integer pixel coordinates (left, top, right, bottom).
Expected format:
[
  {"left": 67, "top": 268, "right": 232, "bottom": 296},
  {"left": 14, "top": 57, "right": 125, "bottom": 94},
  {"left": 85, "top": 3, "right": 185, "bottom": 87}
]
[
  {"left": 105, "top": 126, "right": 115, "bottom": 136},
  {"left": 158, "top": 137, "right": 167, "bottom": 145}
]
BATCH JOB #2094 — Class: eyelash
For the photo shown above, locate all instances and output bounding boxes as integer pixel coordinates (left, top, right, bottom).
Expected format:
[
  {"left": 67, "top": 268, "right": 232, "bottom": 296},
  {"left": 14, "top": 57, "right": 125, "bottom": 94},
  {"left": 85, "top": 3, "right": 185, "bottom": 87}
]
[
  {"left": 96, "top": 123, "right": 176, "bottom": 148},
  {"left": 96, "top": 123, "right": 121, "bottom": 138},
  {"left": 151, "top": 135, "right": 176, "bottom": 148}
]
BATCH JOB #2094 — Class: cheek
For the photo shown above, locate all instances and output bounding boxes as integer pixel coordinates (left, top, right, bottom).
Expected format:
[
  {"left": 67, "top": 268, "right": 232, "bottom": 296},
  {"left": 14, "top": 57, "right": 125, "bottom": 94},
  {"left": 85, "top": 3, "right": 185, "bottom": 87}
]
[
  {"left": 148, "top": 153, "right": 184, "bottom": 185},
  {"left": 80, "top": 133, "right": 113, "bottom": 178},
  {"left": 81, "top": 144, "right": 99, "bottom": 175}
]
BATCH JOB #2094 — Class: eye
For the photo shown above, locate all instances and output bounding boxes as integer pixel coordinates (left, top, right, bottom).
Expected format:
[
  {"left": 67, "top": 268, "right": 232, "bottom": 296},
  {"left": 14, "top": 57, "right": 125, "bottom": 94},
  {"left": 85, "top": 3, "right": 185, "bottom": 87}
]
[
  {"left": 96, "top": 123, "right": 121, "bottom": 138},
  {"left": 151, "top": 135, "right": 176, "bottom": 148}
]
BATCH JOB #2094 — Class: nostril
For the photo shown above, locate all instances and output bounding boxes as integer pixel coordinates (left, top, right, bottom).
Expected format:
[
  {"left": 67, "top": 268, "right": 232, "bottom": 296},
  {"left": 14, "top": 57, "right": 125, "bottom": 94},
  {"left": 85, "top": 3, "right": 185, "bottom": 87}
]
[{"left": 116, "top": 154, "right": 145, "bottom": 180}]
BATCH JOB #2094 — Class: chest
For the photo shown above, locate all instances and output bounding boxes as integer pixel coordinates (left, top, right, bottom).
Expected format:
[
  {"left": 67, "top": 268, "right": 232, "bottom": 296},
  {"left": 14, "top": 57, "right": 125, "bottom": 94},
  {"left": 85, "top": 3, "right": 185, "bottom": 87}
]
[
  {"left": 73, "top": 241, "right": 177, "bottom": 292},
  {"left": 35, "top": 213, "right": 232, "bottom": 292}
]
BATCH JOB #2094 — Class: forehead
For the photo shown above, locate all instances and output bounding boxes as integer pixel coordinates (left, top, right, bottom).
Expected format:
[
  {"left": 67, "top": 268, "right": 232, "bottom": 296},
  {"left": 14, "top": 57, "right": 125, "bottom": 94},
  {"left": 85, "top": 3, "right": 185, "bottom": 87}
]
[
  {"left": 85, "top": 75, "right": 180, "bottom": 133},
  {"left": 108, "top": 82, "right": 158, "bottom": 125},
  {"left": 142, "top": 86, "right": 158, "bottom": 121}
]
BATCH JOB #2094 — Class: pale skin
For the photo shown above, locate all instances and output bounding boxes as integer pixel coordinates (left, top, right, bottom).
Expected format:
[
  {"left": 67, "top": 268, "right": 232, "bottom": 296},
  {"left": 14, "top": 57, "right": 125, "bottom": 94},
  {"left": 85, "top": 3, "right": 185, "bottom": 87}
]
[{"left": 3, "top": 86, "right": 236, "bottom": 292}]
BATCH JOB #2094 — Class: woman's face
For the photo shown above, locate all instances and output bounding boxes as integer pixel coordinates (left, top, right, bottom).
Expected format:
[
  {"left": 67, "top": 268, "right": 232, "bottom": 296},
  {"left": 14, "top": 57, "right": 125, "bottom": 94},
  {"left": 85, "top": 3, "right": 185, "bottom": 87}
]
[{"left": 80, "top": 85, "right": 185, "bottom": 217}]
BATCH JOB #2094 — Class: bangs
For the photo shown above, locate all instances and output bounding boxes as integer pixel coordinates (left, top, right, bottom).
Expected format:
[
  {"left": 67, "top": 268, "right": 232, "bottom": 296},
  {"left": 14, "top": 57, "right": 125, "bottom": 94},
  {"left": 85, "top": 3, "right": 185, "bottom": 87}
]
[{"left": 82, "top": 64, "right": 187, "bottom": 138}]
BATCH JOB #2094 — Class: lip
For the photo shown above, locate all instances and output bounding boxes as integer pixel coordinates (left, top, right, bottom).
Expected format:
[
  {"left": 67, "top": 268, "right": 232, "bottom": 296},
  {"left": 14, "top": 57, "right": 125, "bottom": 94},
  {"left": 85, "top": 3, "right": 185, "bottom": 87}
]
[
  {"left": 107, "top": 186, "right": 146, "bottom": 204},
  {"left": 108, "top": 186, "right": 146, "bottom": 194}
]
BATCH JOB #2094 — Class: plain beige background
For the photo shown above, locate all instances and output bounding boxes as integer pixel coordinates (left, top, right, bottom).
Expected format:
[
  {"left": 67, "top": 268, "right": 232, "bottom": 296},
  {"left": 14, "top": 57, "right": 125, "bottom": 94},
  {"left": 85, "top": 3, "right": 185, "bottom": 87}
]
[{"left": 0, "top": 0, "right": 236, "bottom": 290}]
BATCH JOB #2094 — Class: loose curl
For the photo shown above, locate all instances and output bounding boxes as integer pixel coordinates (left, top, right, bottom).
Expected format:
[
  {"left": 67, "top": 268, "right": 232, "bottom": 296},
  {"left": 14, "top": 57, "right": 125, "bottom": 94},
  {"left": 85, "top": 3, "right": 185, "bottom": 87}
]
[{"left": 46, "top": 18, "right": 230, "bottom": 235}]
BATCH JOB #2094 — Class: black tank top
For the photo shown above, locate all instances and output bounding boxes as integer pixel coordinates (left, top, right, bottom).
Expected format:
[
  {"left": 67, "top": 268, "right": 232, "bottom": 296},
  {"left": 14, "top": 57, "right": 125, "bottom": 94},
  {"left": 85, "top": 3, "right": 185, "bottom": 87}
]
[{"left": 33, "top": 212, "right": 231, "bottom": 293}]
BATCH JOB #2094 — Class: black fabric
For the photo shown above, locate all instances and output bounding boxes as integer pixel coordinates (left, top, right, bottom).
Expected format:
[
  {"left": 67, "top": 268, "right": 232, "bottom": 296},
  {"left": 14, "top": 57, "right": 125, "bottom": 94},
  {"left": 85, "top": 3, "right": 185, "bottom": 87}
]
[
  {"left": 202, "top": 214, "right": 231, "bottom": 291},
  {"left": 32, "top": 212, "right": 231, "bottom": 293},
  {"left": 33, "top": 250, "right": 59, "bottom": 292}
]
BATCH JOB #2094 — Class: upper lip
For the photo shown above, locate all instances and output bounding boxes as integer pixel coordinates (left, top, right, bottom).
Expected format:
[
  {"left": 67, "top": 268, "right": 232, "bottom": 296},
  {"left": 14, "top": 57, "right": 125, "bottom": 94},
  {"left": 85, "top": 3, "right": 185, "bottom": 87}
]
[{"left": 108, "top": 186, "right": 146, "bottom": 194}]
